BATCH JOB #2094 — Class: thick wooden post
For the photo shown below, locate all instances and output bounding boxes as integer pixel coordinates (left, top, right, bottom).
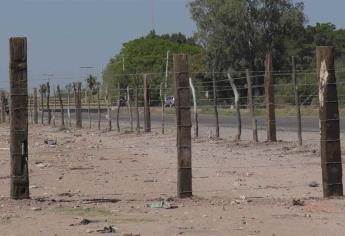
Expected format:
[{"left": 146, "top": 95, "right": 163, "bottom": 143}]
[
  {"left": 40, "top": 89, "right": 44, "bottom": 124},
  {"left": 127, "top": 86, "right": 133, "bottom": 132},
  {"left": 189, "top": 78, "right": 198, "bottom": 138},
  {"left": 116, "top": 83, "right": 121, "bottom": 132},
  {"left": 57, "top": 85, "right": 65, "bottom": 127},
  {"left": 9, "top": 37, "right": 29, "bottom": 199},
  {"left": 0, "top": 91, "right": 6, "bottom": 123},
  {"left": 47, "top": 82, "right": 51, "bottom": 125},
  {"left": 292, "top": 57, "right": 302, "bottom": 146},
  {"left": 73, "top": 82, "right": 82, "bottom": 128},
  {"left": 97, "top": 87, "right": 101, "bottom": 130},
  {"left": 143, "top": 74, "right": 151, "bottom": 132},
  {"left": 317, "top": 47, "right": 343, "bottom": 198},
  {"left": 29, "top": 94, "right": 33, "bottom": 124},
  {"left": 212, "top": 65, "right": 219, "bottom": 138},
  {"left": 246, "top": 70, "right": 258, "bottom": 143},
  {"left": 160, "top": 83, "right": 165, "bottom": 134},
  {"left": 106, "top": 92, "right": 112, "bottom": 132},
  {"left": 174, "top": 54, "right": 192, "bottom": 198},
  {"left": 52, "top": 86, "right": 56, "bottom": 127},
  {"left": 264, "top": 52, "right": 277, "bottom": 142},
  {"left": 135, "top": 86, "right": 140, "bottom": 134},
  {"left": 33, "top": 88, "right": 38, "bottom": 124}
]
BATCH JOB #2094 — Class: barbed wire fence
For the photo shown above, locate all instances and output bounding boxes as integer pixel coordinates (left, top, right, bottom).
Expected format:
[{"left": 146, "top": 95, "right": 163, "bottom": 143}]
[{"left": 1, "top": 43, "right": 345, "bottom": 199}]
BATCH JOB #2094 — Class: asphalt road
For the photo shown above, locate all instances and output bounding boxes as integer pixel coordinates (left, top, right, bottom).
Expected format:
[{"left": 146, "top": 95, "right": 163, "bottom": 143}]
[{"left": 43, "top": 109, "right": 325, "bottom": 132}]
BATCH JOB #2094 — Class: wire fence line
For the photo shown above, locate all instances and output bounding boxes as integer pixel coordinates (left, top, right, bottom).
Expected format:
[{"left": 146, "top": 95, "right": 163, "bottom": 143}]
[{"left": 3, "top": 47, "right": 345, "bottom": 200}]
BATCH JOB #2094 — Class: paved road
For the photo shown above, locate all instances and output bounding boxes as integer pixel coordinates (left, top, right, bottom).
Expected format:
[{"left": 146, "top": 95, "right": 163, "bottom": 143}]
[{"left": 45, "top": 108, "right": 326, "bottom": 132}]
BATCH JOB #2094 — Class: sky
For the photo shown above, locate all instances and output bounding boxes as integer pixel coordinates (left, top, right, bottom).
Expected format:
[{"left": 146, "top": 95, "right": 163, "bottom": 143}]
[{"left": 0, "top": 0, "right": 344, "bottom": 89}]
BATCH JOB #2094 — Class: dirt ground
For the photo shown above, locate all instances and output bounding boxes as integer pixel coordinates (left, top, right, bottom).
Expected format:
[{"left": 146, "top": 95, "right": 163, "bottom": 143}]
[{"left": 0, "top": 122, "right": 345, "bottom": 236}]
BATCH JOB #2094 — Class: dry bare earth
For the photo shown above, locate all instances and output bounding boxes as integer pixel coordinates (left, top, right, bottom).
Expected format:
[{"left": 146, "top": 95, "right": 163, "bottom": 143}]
[{"left": 0, "top": 124, "right": 345, "bottom": 236}]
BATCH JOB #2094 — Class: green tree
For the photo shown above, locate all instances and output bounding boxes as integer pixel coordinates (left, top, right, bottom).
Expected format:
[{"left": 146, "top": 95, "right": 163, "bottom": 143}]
[{"left": 103, "top": 32, "right": 205, "bottom": 102}]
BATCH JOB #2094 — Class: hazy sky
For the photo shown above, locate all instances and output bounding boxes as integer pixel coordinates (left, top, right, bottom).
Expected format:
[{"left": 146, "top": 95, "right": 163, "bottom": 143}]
[{"left": 0, "top": 0, "right": 344, "bottom": 89}]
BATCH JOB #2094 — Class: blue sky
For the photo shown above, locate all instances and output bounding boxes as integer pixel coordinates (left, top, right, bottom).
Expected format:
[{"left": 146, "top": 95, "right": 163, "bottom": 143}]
[{"left": 0, "top": 0, "right": 344, "bottom": 89}]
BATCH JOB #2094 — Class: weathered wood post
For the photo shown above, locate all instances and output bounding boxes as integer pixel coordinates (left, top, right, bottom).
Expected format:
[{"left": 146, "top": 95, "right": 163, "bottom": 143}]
[
  {"left": 97, "top": 86, "right": 101, "bottom": 130},
  {"left": 227, "top": 69, "right": 241, "bottom": 141},
  {"left": 189, "top": 77, "right": 198, "bottom": 138},
  {"left": 160, "top": 83, "right": 165, "bottom": 134},
  {"left": 73, "top": 82, "right": 82, "bottom": 128},
  {"left": 264, "top": 52, "right": 277, "bottom": 142},
  {"left": 143, "top": 74, "right": 151, "bottom": 132},
  {"left": 52, "top": 86, "right": 56, "bottom": 127},
  {"left": 29, "top": 94, "right": 33, "bottom": 124},
  {"left": 116, "top": 83, "right": 121, "bottom": 132},
  {"left": 317, "top": 46, "right": 343, "bottom": 198},
  {"left": 40, "top": 87, "right": 44, "bottom": 124},
  {"left": 212, "top": 64, "right": 219, "bottom": 138},
  {"left": 33, "top": 88, "right": 38, "bottom": 124},
  {"left": 57, "top": 85, "right": 65, "bottom": 127},
  {"left": 135, "top": 86, "right": 140, "bottom": 134},
  {"left": 67, "top": 85, "right": 71, "bottom": 127},
  {"left": 47, "top": 82, "right": 51, "bottom": 125},
  {"left": 292, "top": 56, "right": 302, "bottom": 146},
  {"left": 9, "top": 37, "right": 29, "bottom": 199},
  {"left": 174, "top": 54, "right": 192, "bottom": 198},
  {"left": 1, "top": 91, "right": 6, "bottom": 123},
  {"left": 246, "top": 69, "right": 258, "bottom": 143},
  {"left": 127, "top": 86, "right": 133, "bottom": 132}
]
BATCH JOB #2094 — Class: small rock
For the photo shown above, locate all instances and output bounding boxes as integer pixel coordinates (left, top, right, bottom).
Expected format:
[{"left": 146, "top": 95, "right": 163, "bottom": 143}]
[
  {"left": 309, "top": 181, "right": 319, "bottom": 188},
  {"left": 292, "top": 199, "right": 305, "bottom": 206}
]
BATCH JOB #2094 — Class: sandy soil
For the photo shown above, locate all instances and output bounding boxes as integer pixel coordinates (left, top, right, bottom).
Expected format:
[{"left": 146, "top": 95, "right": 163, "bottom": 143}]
[{"left": 0, "top": 122, "right": 345, "bottom": 236}]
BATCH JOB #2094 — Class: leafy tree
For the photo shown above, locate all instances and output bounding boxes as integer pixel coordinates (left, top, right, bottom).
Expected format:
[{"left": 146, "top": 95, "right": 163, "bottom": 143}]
[{"left": 103, "top": 32, "right": 205, "bottom": 102}]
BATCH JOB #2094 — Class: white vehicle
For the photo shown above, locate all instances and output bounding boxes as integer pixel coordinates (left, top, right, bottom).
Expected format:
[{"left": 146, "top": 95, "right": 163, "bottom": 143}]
[{"left": 164, "top": 96, "right": 175, "bottom": 107}]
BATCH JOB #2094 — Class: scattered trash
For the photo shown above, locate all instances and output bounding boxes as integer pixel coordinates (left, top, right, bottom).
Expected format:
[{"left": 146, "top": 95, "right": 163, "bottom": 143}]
[
  {"left": 145, "top": 200, "right": 177, "bottom": 209},
  {"left": 44, "top": 139, "right": 57, "bottom": 145},
  {"left": 79, "top": 219, "right": 92, "bottom": 225},
  {"left": 308, "top": 181, "right": 319, "bottom": 188},
  {"left": 144, "top": 178, "right": 158, "bottom": 183},
  {"left": 292, "top": 199, "right": 305, "bottom": 206},
  {"left": 96, "top": 226, "right": 117, "bottom": 233},
  {"left": 31, "top": 207, "right": 42, "bottom": 211},
  {"left": 70, "top": 218, "right": 99, "bottom": 226}
]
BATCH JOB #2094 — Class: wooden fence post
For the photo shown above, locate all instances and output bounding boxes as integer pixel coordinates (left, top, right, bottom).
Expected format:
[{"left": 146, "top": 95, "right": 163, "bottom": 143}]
[
  {"left": 40, "top": 88, "right": 44, "bottom": 124},
  {"left": 105, "top": 89, "right": 112, "bottom": 132},
  {"left": 57, "top": 85, "right": 65, "bottom": 127},
  {"left": 189, "top": 77, "right": 198, "bottom": 138},
  {"left": 127, "top": 86, "right": 133, "bottom": 132},
  {"left": 264, "top": 52, "right": 277, "bottom": 142},
  {"left": 73, "top": 82, "right": 82, "bottom": 128},
  {"left": 97, "top": 87, "right": 101, "bottom": 130},
  {"left": 47, "top": 82, "right": 51, "bottom": 125},
  {"left": 292, "top": 56, "right": 302, "bottom": 146},
  {"left": 143, "top": 74, "right": 151, "bottom": 132},
  {"left": 174, "top": 54, "right": 192, "bottom": 198},
  {"left": 33, "top": 88, "right": 38, "bottom": 124},
  {"left": 116, "top": 83, "right": 121, "bottom": 132},
  {"left": 212, "top": 64, "right": 219, "bottom": 138},
  {"left": 135, "top": 86, "right": 140, "bottom": 134},
  {"left": 1, "top": 91, "right": 6, "bottom": 123},
  {"left": 246, "top": 69, "right": 258, "bottom": 143},
  {"left": 317, "top": 46, "right": 343, "bottom": 197},
  {"left": 9, "top": 37, "right": 29, "bottom": 199},
  {"left": 67, "top": 86, "right": 71, "bottom": 127},
  {"left": 160, "top": 83, "right": 165, "bottom": 134},
  {"left": 227, "top": 69, "right": 241, "bottom": 141},
  {"left": 52, "top": 86, "right": 56, "bottom": 127},
  {"left": 88, "top": 89, "right": 91, "bottom": 129},
  {"left": 29, "top": 94, "right": 33, "bottom": 124}
]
